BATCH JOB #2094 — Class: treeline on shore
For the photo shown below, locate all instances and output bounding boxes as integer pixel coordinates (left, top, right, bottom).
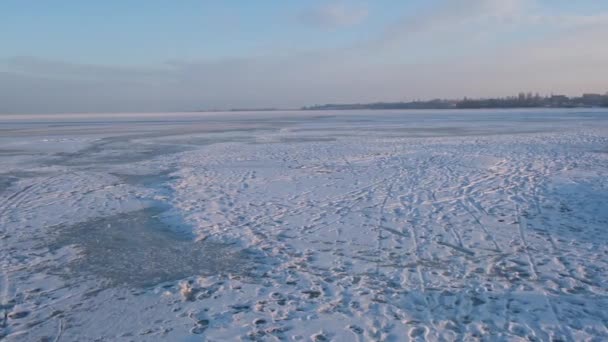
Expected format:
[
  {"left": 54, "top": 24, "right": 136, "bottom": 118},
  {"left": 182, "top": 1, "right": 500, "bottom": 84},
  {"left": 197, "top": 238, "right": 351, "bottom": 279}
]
[{"left": 302, "top": 92, "right": 608, "bottom": 110}]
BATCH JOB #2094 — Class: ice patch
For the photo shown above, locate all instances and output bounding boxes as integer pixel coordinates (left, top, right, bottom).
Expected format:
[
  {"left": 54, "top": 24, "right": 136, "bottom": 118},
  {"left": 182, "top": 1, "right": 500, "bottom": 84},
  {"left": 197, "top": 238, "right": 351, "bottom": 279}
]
[{"left": 48, "top": 207, "right": 268, "bottom": 288}]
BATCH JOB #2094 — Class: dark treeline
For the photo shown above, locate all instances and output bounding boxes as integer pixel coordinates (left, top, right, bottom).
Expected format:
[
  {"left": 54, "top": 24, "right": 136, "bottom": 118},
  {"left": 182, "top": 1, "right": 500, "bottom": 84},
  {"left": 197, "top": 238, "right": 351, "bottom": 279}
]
[{"left": 302, "top": 92, "right": 608, "bottom": 110}]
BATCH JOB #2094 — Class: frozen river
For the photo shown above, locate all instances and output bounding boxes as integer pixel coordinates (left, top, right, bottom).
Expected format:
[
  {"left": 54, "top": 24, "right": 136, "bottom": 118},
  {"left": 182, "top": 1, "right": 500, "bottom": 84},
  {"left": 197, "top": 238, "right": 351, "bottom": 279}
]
[{"left": 1, "top": 109, "right": 608, "bottom": 341}]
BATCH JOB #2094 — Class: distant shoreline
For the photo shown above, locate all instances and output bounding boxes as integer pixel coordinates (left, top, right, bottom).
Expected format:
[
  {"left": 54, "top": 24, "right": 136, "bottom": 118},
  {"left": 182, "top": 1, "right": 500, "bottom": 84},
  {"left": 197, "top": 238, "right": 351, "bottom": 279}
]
[
  {"left": 300, "top": 104, "right": 607, "bottom": 111},
  {"left": 195, "top": 106, "right": 608, "bottom": 114},
  {"left": 301, "top": 93, "right": 608, "bottom": 111},
  {"left": 186, "top": 92, "right": 608, "bottom": 113},
  {"left": 3, "top": 92, "right": 607, "bottom": 115}
]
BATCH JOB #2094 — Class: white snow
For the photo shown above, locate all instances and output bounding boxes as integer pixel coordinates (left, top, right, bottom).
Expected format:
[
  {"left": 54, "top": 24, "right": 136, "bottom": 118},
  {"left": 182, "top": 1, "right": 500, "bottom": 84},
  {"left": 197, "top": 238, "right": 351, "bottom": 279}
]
[{"left": 1, "top": 109, "right": 607, "bottom": 341}]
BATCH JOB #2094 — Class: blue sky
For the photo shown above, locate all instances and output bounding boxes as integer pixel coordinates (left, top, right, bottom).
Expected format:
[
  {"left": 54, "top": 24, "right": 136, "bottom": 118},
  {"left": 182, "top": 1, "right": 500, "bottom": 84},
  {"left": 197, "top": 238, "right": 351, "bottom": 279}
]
[
  {"left": 1, "top": 0, "right": 607, "bottom": 113},
  {"left": 1, "top": 1, "right": 411, "bottom": 64}
]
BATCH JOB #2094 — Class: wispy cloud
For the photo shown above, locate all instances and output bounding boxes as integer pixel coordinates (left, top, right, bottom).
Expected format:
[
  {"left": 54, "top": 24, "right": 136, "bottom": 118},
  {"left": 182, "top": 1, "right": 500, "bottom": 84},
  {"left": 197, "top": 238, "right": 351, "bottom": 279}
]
[
  {"left": 300, "top": 3, "right": 368, "bottom": 29},
  {"left": 371, "top": 0, "right": 528, "bottom": 47},
  {"left": 2, "top": 56, "right": 172, "bottom": 82},
  {"left": 375, "top": 0, "right": 608, "bottom": 47}
]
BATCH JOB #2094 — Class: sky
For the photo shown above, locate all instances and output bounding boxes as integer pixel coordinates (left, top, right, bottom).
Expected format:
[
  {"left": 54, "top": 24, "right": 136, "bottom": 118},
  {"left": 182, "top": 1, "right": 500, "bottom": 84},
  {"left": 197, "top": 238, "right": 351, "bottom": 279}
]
[{"left": 1, "top": 0, "right": 607, "bottom": 113}]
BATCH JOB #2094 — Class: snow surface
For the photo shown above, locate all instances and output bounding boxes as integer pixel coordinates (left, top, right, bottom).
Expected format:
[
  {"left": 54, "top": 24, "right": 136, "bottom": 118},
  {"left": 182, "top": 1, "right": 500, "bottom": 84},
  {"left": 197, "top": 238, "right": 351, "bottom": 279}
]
[{"left": 1, "top": 109, "right": 607, "bottom": 341}]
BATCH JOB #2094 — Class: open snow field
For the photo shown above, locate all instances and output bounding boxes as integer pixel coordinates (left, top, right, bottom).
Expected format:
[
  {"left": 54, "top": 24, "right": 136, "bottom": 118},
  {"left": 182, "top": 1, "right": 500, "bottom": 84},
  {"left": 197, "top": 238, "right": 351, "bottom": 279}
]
[{"left": 1, "top": 109, "right": 607, "bottom": 341}]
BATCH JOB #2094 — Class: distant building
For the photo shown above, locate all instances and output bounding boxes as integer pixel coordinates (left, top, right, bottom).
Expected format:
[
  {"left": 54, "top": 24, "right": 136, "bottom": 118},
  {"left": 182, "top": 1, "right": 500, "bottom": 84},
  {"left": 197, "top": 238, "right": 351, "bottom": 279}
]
[
  {"left": 550, "top": 95, "right": 568, "bottom": 106},
  {"left": 582, "top": 93, "right": 604, "bottom": 106}
]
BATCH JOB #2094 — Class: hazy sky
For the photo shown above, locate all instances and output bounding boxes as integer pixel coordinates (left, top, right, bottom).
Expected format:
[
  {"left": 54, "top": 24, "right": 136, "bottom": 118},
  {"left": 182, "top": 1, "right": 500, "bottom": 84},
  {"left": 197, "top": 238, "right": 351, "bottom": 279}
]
[{"left": 1, "top": 0, "right": 607, "bottom": 113}]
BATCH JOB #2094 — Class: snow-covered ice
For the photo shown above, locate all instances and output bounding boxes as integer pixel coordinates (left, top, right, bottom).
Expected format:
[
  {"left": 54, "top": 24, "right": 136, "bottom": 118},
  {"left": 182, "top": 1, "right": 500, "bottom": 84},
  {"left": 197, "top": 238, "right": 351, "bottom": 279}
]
[{"left": 1, "top": 109, "right": 607, "bottom": 341}]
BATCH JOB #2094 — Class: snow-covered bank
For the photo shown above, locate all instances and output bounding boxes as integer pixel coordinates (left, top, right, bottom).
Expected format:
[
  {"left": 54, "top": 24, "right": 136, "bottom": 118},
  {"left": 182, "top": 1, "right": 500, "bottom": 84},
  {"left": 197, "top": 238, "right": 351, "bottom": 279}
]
[{"left": 1, "top": 110, "right": 607, "bottom": 341}]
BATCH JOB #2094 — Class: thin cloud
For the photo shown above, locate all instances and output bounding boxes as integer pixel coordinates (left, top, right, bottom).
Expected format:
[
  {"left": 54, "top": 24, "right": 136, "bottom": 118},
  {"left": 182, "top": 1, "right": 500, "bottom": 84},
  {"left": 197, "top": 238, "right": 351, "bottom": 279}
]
[
  {"left": 1, "top": 56, "right": 172, "bottom": 82},
  {"left": 300, "top": 3, "right": 368, "bottom": 29},
  {"left": 372, "top": 0, "right": 607, "bottom": 48},
  {"left": 372, "top": 0, "right": 529, "bottom": 48}
]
